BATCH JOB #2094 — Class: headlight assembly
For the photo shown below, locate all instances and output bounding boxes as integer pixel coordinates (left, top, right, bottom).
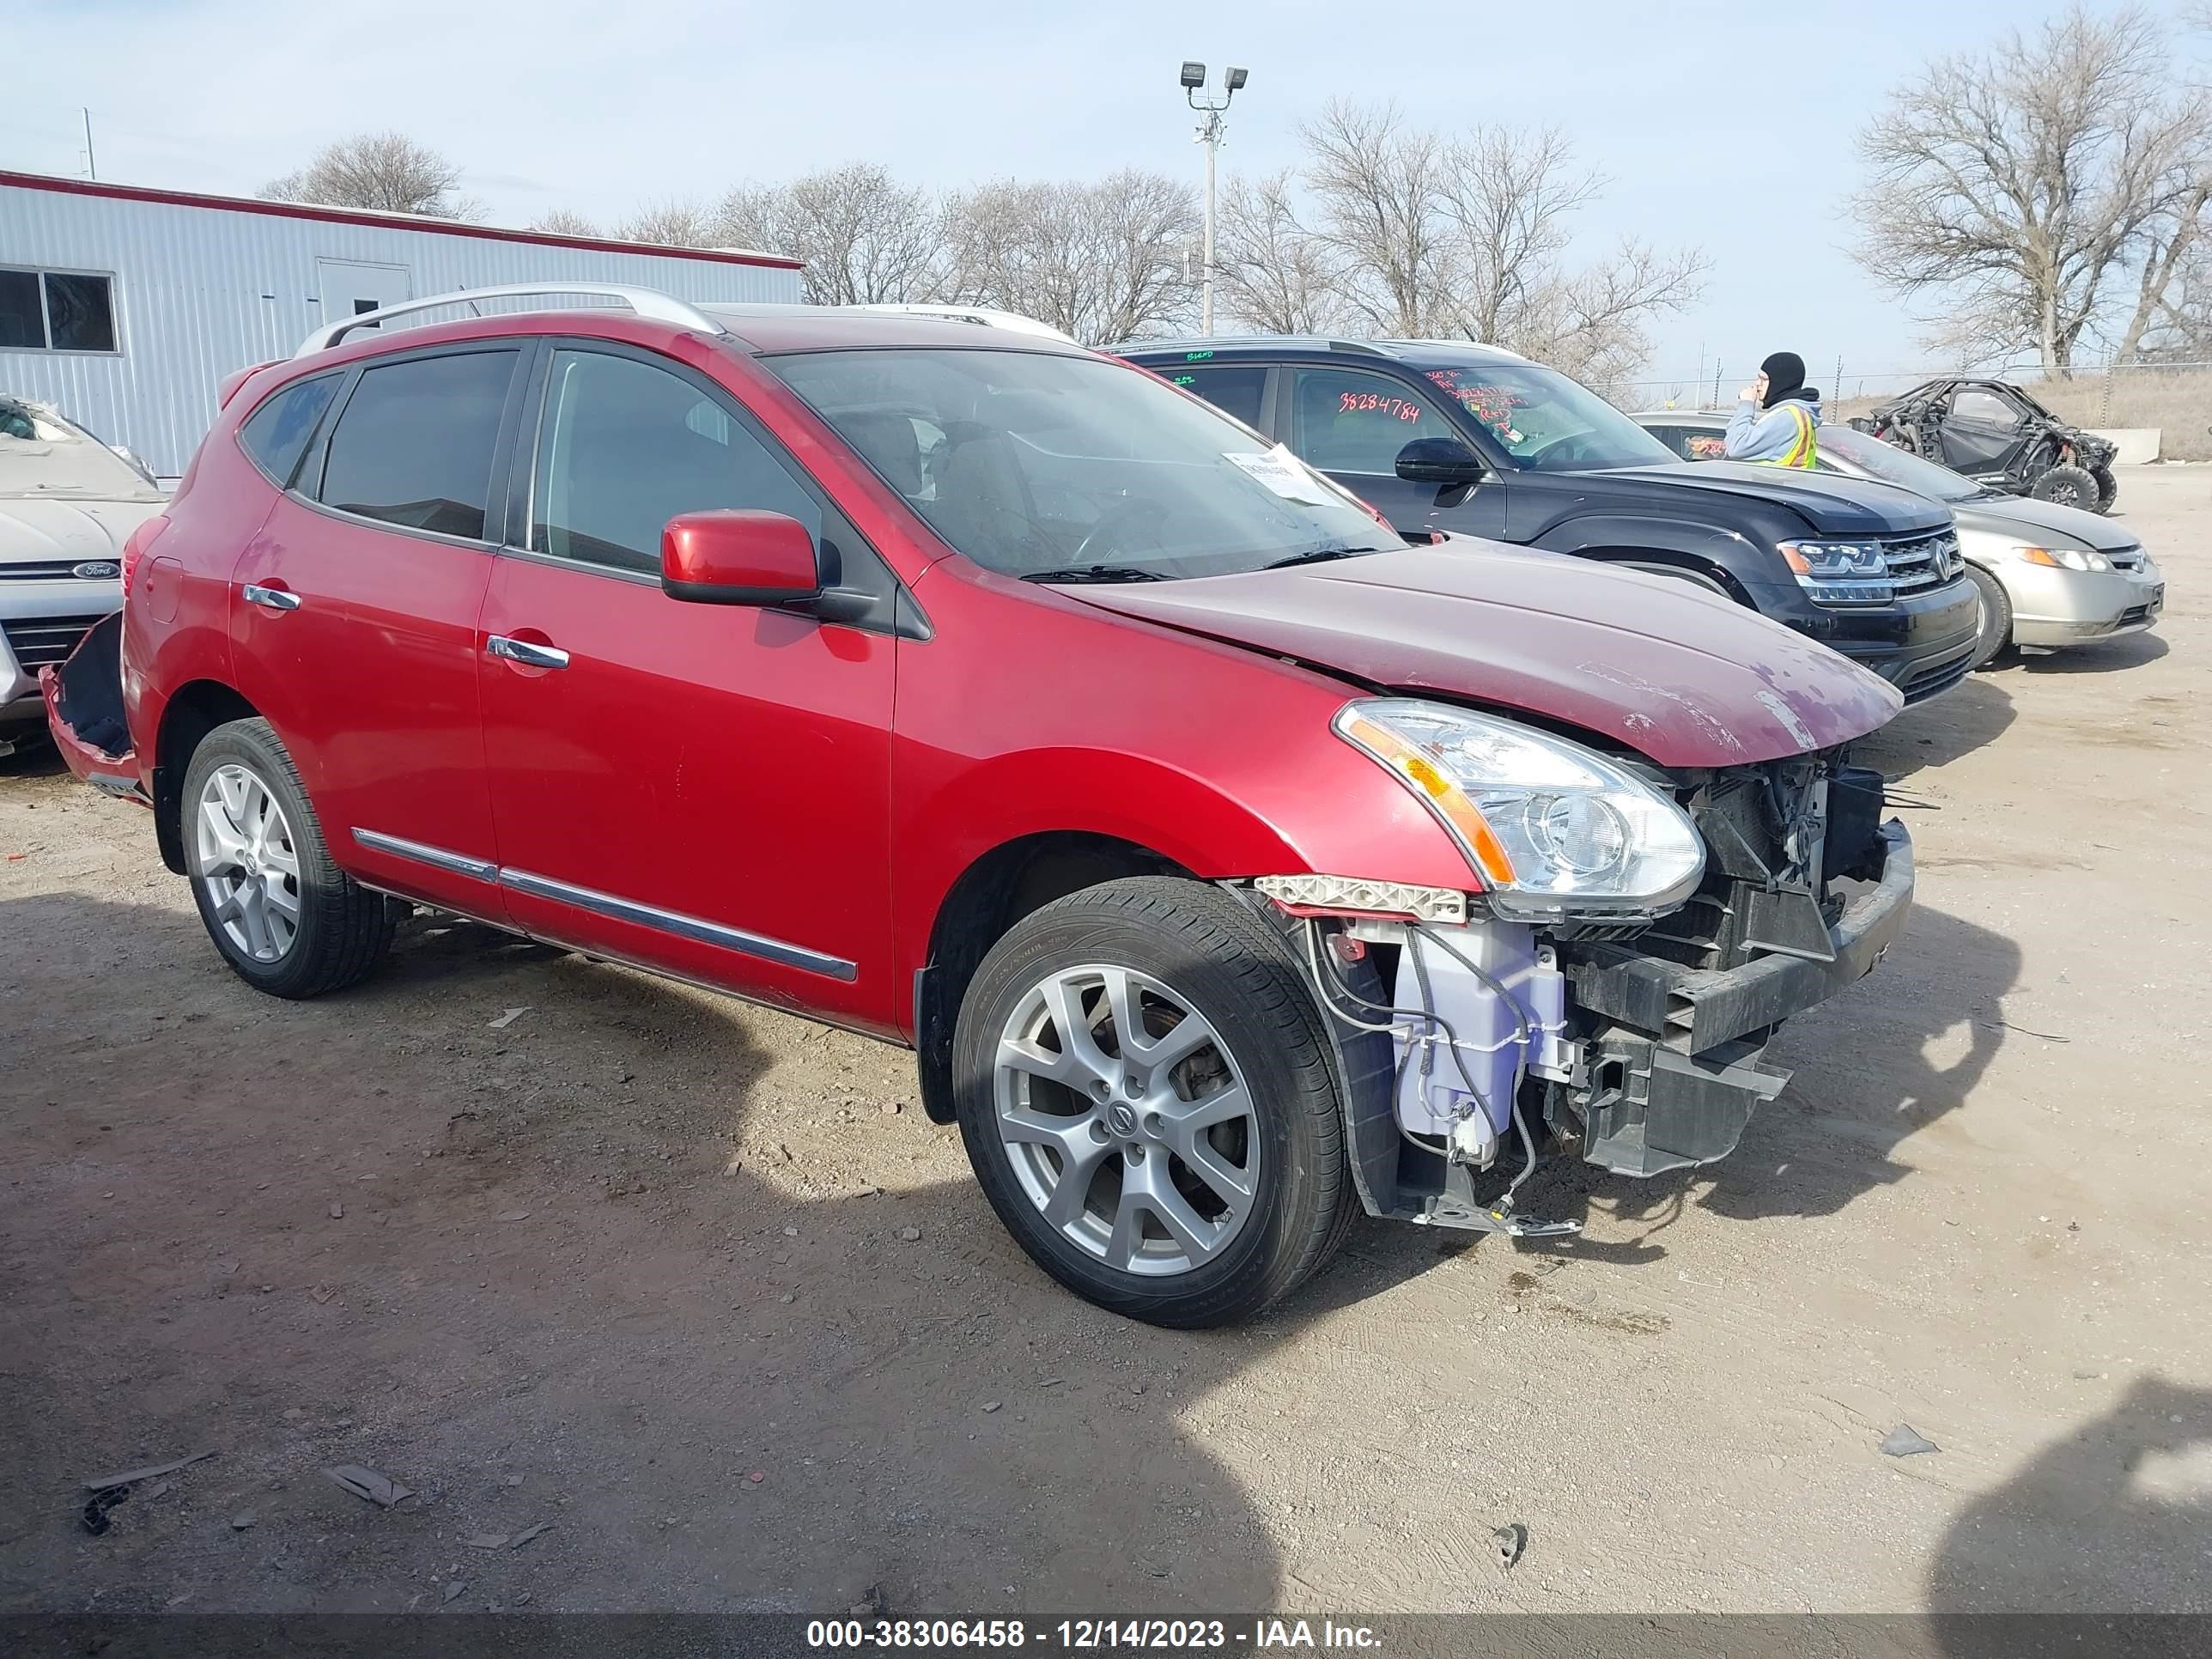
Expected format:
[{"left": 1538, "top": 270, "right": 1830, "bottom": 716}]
[
  {"left": 1333, "top": 700, "right": 1705, "bottom": 921},
  {"left": 2015, "top": 544, "right": 2112, "bottom": 573},
  {"left": 1778, "top": 539, "right": 1895, "bottom": 604}
]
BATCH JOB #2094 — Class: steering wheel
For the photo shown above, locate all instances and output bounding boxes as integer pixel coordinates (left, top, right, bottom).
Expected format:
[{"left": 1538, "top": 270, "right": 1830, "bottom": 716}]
[
  {"left": 1070, "top": 497, "right": 1169, "bottom": 565},
  {"left": 1520, "top": 432, "right": 1598, "bottom": 469}
]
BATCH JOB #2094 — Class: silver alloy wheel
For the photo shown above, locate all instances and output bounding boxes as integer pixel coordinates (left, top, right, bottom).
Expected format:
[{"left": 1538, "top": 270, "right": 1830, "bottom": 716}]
[
  {"left": 993, "top": 963, "right": 1260, "bottom": 1278},
  {"left": 195, "top": 763, "right": 302, "bottom": 963}
]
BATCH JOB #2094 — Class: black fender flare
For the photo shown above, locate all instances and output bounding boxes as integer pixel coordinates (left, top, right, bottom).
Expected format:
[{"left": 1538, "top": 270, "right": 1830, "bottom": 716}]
[{"left": 1534, "top": 514, "right": 1765, "bottom": 605}]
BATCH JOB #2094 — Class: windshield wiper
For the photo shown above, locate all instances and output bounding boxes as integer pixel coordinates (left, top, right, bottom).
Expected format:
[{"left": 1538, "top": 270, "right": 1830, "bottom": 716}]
[
  {"left": 1261, "top": 544, "right": 1390, "bottom": 570},
  {"left": 1018, "top": 564, "right": 1171, "bottom": 585}
]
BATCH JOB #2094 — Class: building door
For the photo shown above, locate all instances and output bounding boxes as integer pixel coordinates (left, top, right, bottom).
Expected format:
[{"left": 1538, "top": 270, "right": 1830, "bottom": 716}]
[{"left": 315, "top": 259, "right": 412, "bottom": 331}]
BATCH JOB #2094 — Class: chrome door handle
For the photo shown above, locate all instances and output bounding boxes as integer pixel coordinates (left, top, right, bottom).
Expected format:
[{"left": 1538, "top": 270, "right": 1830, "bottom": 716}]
[
  {"left": 241, "top": 583, "right": 301, "bottom": 611},
  {"left": 485, "top": 634, "right": 570, "bottom": 671}
]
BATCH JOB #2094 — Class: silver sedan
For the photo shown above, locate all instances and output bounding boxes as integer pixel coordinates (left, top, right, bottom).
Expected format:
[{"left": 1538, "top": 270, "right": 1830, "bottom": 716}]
[{"left": 1633, "top": 412, "right": 2165, "bottom": 668}]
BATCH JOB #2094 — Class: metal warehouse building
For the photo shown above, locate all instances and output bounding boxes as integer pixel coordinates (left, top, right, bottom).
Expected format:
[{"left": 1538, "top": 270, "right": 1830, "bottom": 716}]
[{"left": 0, "top": 170, "right": 804, "bottom": 477}]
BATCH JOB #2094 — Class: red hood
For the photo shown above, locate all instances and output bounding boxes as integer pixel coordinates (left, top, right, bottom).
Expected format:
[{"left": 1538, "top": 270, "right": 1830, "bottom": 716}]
[{"left": 1067, "top": 540, "right": 1903, "bottom": 768}]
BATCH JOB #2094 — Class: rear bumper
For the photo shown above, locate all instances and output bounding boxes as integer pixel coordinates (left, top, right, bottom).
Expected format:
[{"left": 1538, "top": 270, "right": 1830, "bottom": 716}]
[
  {"left": 39, "top": 611, "right": 146, "bottom": 802},
  {"left": 1562, "top": 819, "right": 1915, "bottom": 1176},
  {"left": 3, "top": 585, "right": 122, "bottom": 723}
]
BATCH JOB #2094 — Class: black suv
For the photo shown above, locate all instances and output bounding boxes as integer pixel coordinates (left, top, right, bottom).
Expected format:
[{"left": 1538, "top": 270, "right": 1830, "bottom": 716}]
[{"left": 1119, "top": 337, "right": 1981, "bottom": 703}]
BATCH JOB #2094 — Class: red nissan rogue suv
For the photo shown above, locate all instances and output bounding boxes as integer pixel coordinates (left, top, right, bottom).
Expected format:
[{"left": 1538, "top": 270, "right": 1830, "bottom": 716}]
[{"left": 46, "top": 286, "right": 1915, "bottom": 1326}]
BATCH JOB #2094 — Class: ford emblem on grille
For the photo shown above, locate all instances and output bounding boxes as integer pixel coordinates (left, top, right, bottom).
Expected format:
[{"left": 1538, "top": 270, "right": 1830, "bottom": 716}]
[{"left": 71, "top": 560, "right": 121, "bottom": 580}]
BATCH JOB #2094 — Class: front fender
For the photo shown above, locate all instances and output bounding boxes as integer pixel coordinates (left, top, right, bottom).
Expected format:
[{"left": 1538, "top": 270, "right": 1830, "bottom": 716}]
[{"left": 1535, "top": 514, "right": 1795, "bottom": 605}]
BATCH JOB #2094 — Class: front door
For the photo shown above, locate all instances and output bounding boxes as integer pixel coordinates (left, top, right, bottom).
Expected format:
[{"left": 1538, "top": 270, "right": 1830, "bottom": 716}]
[
  {"left": 1281, "top": 364, "right": 1510, "bottom": 540},
  {"left": 1938, "top": 385, "right": 2027, "bottom": 478},
  {"left": 476, "top": 343, "right": 897, "bottom": 1030},
  {"left": 316, "top": 260, "right": 411, "bottom": 330},
  {"left": 228, "top": 343, "right": 523, "bottom": 912}
]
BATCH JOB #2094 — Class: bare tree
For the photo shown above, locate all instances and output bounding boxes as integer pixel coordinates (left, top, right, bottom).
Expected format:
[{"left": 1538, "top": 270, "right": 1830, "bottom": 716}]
[
  {"left": 943, "top": 171, "right": 1198, "bottom": 343},
  {"left": 1227, "top": 101, "right": 1704, "bottom": 373},
  {"left": 1214, "top": 171, "right": 1349, "bottom": 334},
  {"left": 1296, "top": 102, "right": 1449, "bottom": 336},
  {"left": 716, "top": 165, "right": 945, "bottom": 305},
  {"left": 261, "top": 132, "right": 477, "bottom": 219},
  {"left": 1851, "top": 3, "right": 2211, "bottom": 373},
  {"left": 615, "top": 199, "right": 720, "bottom": 248},
  {"left": 531, "top": 209, "right": 602, "bottom": 237}
]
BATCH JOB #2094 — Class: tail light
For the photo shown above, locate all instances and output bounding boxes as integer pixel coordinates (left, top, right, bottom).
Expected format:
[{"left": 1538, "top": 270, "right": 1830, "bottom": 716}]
[{"left": 121, "top": 515, "right": 172, "bottom": 600}]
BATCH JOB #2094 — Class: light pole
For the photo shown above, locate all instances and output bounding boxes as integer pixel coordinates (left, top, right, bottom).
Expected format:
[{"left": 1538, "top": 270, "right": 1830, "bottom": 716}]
[{"left": 1181, "top": 61, "right": 1248, "bottom": 337}]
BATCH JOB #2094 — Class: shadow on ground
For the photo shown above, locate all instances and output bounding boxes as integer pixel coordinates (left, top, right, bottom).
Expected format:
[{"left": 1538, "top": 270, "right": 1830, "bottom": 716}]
[
  {"left": 2, "top": 890, "right": 1471, "bottom": 1616},
  {"left": 1856, "top": 677, "right": 2016, "bottom": 781},
  {"left": 1927, "top": 1376, "right": 2212, "bottom": 1649},
  {"left": 2010, "top": 630, "right": 2169, "bottom": 675}
]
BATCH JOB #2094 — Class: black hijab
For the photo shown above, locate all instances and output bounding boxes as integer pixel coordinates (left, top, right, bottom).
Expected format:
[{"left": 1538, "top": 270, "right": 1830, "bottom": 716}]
[{"left": 1761, "top": 351, "right": 1816, "bottom": 405}]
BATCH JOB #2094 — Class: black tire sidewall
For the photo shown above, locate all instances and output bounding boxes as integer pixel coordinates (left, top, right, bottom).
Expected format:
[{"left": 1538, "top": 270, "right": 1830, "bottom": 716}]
[
  {"left": 181, "top": 720, "right": 352, "bottom": 996},
  {"left": 1965, "top": 564, "right": 2013, "bottom": 669},
  {"left": 2092, "top": 465, "right": 2119, "bottom": 513},
  {"left": 951, "top": 880, "right": 1343, "bottom": 1327},
  {"left": 2032, "top": 464, "right": 2097, "bottom": 510}
]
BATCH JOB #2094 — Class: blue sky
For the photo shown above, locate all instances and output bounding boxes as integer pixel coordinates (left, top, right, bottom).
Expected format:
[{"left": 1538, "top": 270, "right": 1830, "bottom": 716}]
[{"left": 8, "top": 1, "right": 2198, "bottom": 391}]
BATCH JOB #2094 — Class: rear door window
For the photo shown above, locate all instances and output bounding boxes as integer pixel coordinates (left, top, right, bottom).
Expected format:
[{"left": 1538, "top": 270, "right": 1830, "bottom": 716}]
[
  {"left": 1287, "top": 367, "right": 1458, "bottom": 475},
  {"left": 315, "top": 349, "right": 519, "bottom": 540},
  {"left": 240, "top": 375, "right": 342, "bottom": 489},
  {"left": 1165, "top": 364, "right": 1270, "bottom": 431},
  {"left": 527, "top": 348, "right": 822, "bottom": 576}
]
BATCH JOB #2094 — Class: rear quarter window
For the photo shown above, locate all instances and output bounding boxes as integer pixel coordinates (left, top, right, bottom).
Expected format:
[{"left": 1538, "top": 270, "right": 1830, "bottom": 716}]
[
  {"left": 239, "top": 375, "right": 342, "bottom": 489},
  {"left": 1166, "top": 364, "right": 1270, "bottom": 430}
]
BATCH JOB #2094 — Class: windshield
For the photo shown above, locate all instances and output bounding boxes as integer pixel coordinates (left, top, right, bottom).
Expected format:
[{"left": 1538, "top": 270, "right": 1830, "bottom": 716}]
[
  {"left": 1413, "top": 358, "right": 1678, "bottom": 472},
  {"left": 1818, "top": 423, "right": 1984, "bottom": 502},
  {"left": 762, "top": 349, "right": 1397, "bottom": 580},
  {"left": 0, "top": 398, "right": 163, "bottom": 501}
]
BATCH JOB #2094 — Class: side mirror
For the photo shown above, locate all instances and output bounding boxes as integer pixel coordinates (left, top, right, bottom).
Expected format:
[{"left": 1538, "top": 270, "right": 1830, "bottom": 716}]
[
  {"left": 1395, "top": 437, "right": 1486, "bottom": 487},
  {"left": 661, "top": 510, "right": 819, "bottom": 606}
]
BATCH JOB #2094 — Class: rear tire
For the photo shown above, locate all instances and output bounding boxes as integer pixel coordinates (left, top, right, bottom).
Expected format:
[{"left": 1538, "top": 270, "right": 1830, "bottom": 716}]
[
  {"left": 2091, "top": 464, "right": 2119, "bottom": 514},
  {"left": 951, "top": 878, "right": 1355, "bottom": 1328},
  {"left": 2031, "top": 463, "right": 2098, "bottom": 512},
  {"left": 1965, "top": 564, "right": 2014, "bottom": 670},
  {"left": 180, "top": 719, "right": 396, "bottom": 999}
]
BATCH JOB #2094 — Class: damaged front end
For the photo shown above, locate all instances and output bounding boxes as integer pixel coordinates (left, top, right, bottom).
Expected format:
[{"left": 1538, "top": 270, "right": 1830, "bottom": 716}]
[{"left": 1255, "top": 722, "right": 1912, "bottom": 1237}]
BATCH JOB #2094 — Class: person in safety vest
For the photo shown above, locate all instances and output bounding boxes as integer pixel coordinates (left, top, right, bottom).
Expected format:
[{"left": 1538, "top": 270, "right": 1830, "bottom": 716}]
[{"left": 1724, "top": 351, "right": 1820, "bottom": 466}]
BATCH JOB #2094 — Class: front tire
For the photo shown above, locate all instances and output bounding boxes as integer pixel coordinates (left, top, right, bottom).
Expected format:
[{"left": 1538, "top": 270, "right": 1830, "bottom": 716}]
[
  {"left": 2092, "top": 464, "right": 2119, "bottom": 514},
  {"left": 2031, "top": 463, "right": 2098, "bottom": 511},
  {"left": 951, "top": 878, "right": 1354, "bottom": 1328},
  {"left": 181, "top": 719, "right": 396, "bottom": 999},
  {"left": 1965, "top": 564, "right": 2014, "bottom": 670}
]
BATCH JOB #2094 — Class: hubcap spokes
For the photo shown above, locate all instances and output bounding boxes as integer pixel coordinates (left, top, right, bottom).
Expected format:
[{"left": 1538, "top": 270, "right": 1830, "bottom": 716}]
[
  {"left": 994, "top": 964, "right": 1259, "bottom": 1278},
  {"left": 195, "top": 764, "right": 301, "bottom": 963}
]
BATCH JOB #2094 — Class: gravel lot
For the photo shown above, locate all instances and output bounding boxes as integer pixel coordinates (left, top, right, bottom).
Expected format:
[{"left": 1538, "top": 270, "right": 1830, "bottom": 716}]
[{"left": 3, "top": 466, "right": 2207, "bottom": 1619}]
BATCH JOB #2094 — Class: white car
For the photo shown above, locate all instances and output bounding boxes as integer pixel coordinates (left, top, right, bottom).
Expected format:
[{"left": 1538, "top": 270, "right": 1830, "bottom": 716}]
[{"left": 1, "top": 396, "right": 165, "bottom": 754}]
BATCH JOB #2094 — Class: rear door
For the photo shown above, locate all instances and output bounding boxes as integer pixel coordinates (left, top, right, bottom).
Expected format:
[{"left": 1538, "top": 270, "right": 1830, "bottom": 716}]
[
  {"left": 1281, "top": 363, "right": 1510, "bottom": 539},
  {"left": 228, "top": 343, "right": 525, "bottom": 912},
  {"left": 476, "top": 343, "right": 896, "bottom": 1030}
]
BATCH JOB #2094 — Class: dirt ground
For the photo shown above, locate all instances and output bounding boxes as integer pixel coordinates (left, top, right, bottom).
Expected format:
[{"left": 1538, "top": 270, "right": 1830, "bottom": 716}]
[{"left": 3, "top": 466, "right": 2208, "bottom": 1620}]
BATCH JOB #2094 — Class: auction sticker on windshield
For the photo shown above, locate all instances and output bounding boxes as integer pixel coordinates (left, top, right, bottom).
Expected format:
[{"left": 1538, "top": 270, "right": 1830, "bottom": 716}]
[{"left": 1225, "top": 445, "right": 1334, "bottom": 504}]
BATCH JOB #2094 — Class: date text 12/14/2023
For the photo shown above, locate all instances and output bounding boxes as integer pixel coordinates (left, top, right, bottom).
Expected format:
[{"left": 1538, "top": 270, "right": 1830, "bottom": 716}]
[{"left": 805, "top": 1619, "right": 1384, "bottom": 1650}]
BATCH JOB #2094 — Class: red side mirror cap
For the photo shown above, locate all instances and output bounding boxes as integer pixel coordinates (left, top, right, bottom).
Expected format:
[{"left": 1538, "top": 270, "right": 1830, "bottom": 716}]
[{"left": 661, "top": 511, "right": 820, "bottom": 606}]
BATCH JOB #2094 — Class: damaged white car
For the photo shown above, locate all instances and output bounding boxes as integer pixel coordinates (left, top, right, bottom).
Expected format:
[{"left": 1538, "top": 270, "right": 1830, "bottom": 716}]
[{"left": 1, "top": 396, "right": 164, "bottom": 756}]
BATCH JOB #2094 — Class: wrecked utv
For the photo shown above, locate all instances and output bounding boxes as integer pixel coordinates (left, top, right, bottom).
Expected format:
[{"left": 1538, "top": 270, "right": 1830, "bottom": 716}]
[{"left": 46, "top": 289, "right": 1914, "bottom": 1328}]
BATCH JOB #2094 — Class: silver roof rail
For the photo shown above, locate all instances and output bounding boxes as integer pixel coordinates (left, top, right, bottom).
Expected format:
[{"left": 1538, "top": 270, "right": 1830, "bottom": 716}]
[{"left": 293, "top": 283, "right": 727, "bottom": 356}]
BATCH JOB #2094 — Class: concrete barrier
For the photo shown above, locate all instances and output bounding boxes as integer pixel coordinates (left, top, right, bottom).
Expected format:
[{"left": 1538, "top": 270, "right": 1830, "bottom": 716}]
[{"left": 2089, "top": 428, "right": 2161, "bottom": 464}]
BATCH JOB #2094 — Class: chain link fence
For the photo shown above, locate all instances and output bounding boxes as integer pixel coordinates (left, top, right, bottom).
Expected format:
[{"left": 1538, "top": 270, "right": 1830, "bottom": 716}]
[{"left": 1592, "top": 360, "right": 2212, "bottom": 460}]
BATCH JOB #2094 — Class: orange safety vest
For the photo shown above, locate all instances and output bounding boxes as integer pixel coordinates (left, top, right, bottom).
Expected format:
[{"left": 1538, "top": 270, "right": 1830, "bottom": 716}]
[{"left": 1759, "top": 403, "right": 1819, "bottom": 468}]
